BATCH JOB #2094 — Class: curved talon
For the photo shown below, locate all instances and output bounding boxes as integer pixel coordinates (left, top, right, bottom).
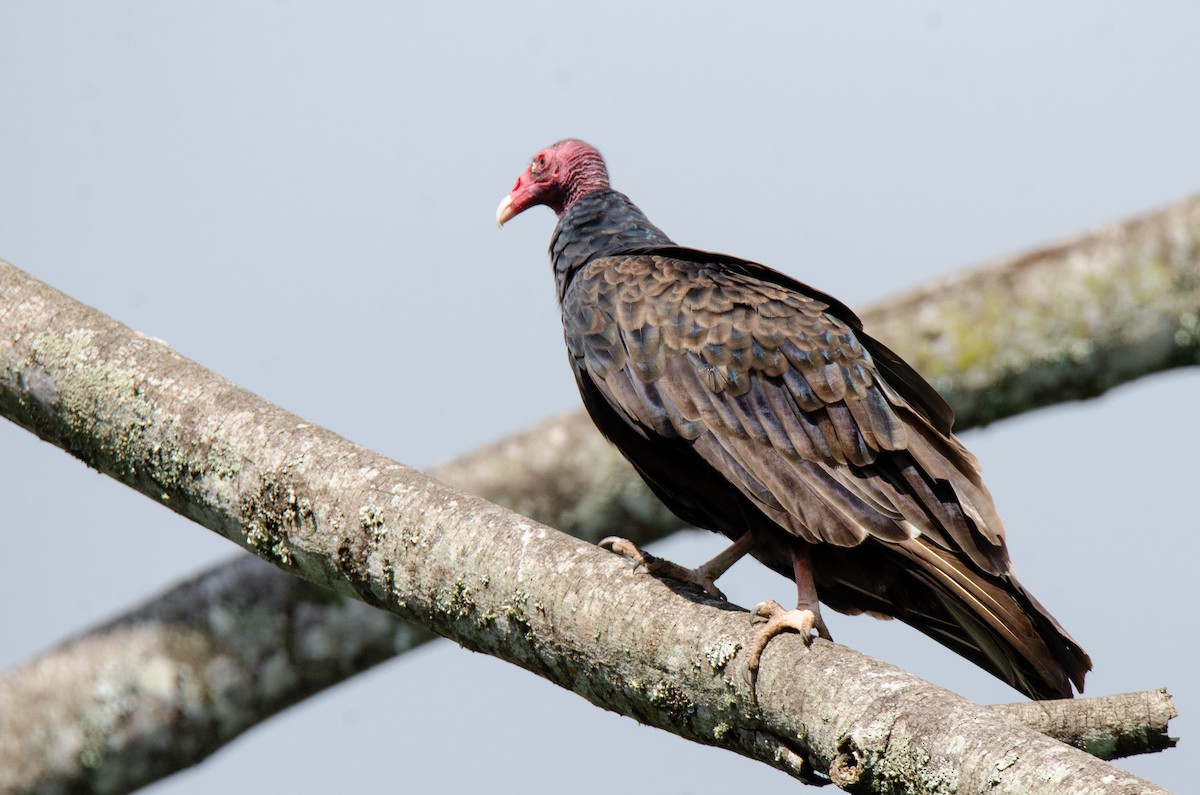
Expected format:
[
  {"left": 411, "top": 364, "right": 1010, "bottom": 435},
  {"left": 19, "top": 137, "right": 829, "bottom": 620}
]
[
  {"left": 599, "top": 536, "right": 654, "bottom": 571},
  {"left": 597, "top": 535, "right": 622, "bottom": 552},
  {"left": 746, "top": 600, "right": 831, "bottom": 675},
  {"left": 596, "top": 536, "right": 725, "bottom": 599}
]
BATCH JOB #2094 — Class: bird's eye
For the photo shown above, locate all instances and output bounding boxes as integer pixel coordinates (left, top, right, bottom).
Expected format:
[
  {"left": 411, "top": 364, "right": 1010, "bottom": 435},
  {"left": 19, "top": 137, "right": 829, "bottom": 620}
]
[{"left": 534, "top": 153, "right": 548, "bottom": 171}]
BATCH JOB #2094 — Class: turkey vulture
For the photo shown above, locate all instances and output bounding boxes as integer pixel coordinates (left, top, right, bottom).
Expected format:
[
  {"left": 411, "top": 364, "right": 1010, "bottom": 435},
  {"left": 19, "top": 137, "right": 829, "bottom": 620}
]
[{"left": 497, "top": 139, "right": 1091, "bottom": 700}]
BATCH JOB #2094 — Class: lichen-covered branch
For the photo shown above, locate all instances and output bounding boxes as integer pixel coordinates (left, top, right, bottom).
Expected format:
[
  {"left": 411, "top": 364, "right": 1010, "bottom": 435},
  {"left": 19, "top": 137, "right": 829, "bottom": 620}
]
[
  {"left": 0, "top": 556, "right": 1176, "bottom": 793},
  {"left": 0, "top": 413, "right": 1178, "bottom": 794},
  {"left": 0, "top": 237, "right": 1185, "bottom": 793},
  {"left": 0, "top": 433, "right": 1180, "bottom": 794},
  {"left": 991, "top": 690, "right": 1178, "bottom": 761},
  {"left": 0, "top": 555, "right": 435, "bottom": 794},
  {"left": 866, "top": 194, "right": 1200, "bottom": 427}
]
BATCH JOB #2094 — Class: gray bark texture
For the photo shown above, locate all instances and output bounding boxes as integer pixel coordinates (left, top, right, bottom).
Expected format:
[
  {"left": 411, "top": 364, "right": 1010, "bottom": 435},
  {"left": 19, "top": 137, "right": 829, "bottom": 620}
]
[
  {"left": 0, "top": 556, "right": 433, "bottom": 794},
  {"left": 866, "top": 194, "right": 1200, "bottom": 427},
  {"left": 2, "top": 193, "right": 1197, "bottom": 793}
]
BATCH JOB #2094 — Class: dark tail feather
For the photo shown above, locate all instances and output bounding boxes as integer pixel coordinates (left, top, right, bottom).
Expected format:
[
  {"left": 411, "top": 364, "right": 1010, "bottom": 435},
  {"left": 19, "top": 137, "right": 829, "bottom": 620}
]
[{"left": 818, "top": 539, "right": 1092, "bottom": 700}]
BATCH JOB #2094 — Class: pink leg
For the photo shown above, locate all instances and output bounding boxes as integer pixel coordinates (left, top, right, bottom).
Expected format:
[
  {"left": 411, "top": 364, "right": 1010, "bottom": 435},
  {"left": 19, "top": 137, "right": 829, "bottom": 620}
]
[
  {"left": 745, "top": 544, "right": 831, "bottom": 674},
  {"left": 790, "top": 544, "right": 824, "bottom": 615}
]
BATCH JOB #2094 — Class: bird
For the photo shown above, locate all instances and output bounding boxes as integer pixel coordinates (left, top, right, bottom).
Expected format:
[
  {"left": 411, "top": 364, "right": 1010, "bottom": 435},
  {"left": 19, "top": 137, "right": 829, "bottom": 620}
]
[{"left": 496, "top": 139, "right": 1091, "bottom": 700}]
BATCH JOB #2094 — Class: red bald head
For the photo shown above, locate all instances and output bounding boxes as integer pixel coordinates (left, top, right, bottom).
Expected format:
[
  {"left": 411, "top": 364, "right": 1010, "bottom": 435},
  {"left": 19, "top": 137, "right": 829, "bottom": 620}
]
[{"left": 496, "top": 139, "right": 610, "bottom": 226}]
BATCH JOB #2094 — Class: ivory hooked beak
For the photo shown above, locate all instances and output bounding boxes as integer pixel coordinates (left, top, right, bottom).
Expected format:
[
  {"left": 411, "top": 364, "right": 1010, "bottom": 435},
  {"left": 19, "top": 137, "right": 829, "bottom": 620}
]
[{"left": 496, "top": 194, "right": 515, "bottom": 228}]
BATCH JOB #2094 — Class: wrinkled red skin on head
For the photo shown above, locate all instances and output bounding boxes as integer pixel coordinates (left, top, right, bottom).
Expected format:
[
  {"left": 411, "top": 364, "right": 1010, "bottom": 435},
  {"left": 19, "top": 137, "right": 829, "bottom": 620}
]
[
  {"left": 506, "top": 155, "right": 564, "bottom": 218},
  {"left": 504, "top": 139, "right": 609, "bottom": 221}
]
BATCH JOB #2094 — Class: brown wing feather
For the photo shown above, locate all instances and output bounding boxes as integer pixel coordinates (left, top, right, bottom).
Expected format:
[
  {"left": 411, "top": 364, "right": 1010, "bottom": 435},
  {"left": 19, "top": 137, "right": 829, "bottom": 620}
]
[{"left": 565, "top": 252, "right": 1000, "bottom": 568}]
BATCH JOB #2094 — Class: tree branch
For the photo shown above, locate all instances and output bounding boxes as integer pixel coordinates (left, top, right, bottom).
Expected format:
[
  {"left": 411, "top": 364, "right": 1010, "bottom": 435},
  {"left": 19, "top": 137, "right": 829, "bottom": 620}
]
[
  {"left": 865, "top": 193, "right": 1200, "bottom": 427},
  {"left": 991, "top": 690, "right": 1178, "bottom": 762},
  {"left": 2, "top": 188, "right": 1192, "bottom": 794},
  {"left": 0, "top": 550, "right": 1176, "bottom": 792},
  {"left": 0, "top": 555, "right": 437, "bottom": 793}
]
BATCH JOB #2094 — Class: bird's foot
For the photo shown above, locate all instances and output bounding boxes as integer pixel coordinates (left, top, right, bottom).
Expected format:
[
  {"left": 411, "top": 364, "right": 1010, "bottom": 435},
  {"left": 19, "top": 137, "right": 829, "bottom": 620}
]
[
  {"left": 745, "top": 599, "right": 831, "bottom": 675},
  {"left": 599, "top": 536, "right": 726, "bottom": 599}
]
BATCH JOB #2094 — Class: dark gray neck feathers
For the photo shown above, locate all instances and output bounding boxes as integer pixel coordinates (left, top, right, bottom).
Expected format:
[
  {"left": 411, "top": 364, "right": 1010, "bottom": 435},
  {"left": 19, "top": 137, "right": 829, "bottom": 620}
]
[{"left": 550, "top": 189, "right": 673, "bottom": 299}]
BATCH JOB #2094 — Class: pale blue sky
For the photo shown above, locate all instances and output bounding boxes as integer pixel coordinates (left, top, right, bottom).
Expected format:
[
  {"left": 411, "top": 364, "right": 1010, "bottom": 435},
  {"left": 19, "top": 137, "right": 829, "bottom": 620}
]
[{"left": 2, "top": 3, "right": 1197, "bottom": 792}]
